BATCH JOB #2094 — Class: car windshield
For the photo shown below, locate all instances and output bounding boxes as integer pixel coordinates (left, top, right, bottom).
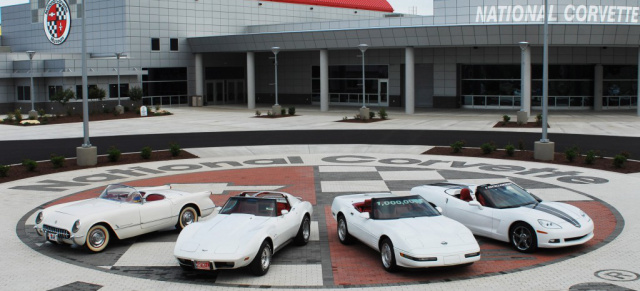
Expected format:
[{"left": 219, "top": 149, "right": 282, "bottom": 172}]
[
  {"left": 98, "top": 184, "right": 142, "bottom": 203},
  {"left": 477, "top": 182, "right": 538, "bottom": 208},
  {"left": 372, "top": 196, "right": 440, "bottom": 219},
  {"left": 219, "top": 197, "right": 277, "bottom": 217}
]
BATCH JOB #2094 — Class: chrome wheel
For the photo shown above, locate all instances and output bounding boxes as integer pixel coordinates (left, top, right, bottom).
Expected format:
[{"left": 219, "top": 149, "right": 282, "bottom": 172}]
[
  {"left": 338, "top": 219, "right": 346, "bottom": 241},
  {"left": 511, "top": 223, "right": 537, "bottom": 252},
  {"left": 86, "top": 224, "right": 110, "bottom": 252},
  {"left": 302, "top": 218, "right": 310, "bottom": 241},
  {"left": 260, "top": 244, "right": 272, "bottom": 271},
  {"left": 379, "top": 238, "right": 397, "bottom": 272},
  {"left": 178, "top": 206, "right": 198, "bottom": 230},
  {"left": 89, "top": 229, "right": 106, "bottom": 248},
  {"left": 381, "top": 242, "right": 392, "bottom": 268}
]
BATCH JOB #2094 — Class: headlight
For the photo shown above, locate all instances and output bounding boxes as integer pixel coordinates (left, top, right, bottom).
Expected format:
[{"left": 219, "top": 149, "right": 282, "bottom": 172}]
[
  {"left": 72, "top": 220, "right": 80, "bottom": 233},
  {"left": 35, "top": 212, "right": 43, "bottom": 224},
  {"left": 538, "top": 219, "right": 562, "bottom": 229}
]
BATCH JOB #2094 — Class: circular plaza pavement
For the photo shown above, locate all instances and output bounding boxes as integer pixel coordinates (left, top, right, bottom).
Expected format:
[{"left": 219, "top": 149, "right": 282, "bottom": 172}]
[{"left": 3, "top": 146, "right": 639, "bottom": 290}]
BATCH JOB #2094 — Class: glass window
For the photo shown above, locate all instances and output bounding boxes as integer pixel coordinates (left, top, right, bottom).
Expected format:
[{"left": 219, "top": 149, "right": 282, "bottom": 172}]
[
  {"left": 48, "top": 86, "right": 63, "bottom": 100},
  {"left": 17, "top": 86, "right": 31, "bottom": 101},
  {"left": 151, "top": 38, "right": 160, "bottom": 51},
  {"left": 109, "top": 84, "right": 130, "bottom": 98},
  {"left": 76, "top": 85, "right": 97, "bottom": 98},
  {"left": 170, "top": 38, "right": 178, "bottom": 51}
]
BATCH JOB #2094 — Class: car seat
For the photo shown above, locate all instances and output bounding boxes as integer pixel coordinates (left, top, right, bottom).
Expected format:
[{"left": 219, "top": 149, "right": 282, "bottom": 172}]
[{"left": 460, "top": 188, "right": 472, "bottom": 202}]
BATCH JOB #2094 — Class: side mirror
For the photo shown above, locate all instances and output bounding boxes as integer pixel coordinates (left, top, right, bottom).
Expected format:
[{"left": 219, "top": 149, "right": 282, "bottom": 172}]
[
  {"left": 435, "top": 206, "right": 443, "bottom": 214},
  {"left": 359, "top": 212, "right": 370, "bottom": 219},
  {"left": 281, "top": 209, "right": 289, "bottom": 215},
  {"left": 468, "top": 200, "right": 483, "bottom": 209}
]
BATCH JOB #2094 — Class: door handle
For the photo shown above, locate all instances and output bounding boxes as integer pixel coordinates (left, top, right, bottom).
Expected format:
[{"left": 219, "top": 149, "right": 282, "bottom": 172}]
[{"left": 350, "top": 212, "right": 353, "bottom": 216}]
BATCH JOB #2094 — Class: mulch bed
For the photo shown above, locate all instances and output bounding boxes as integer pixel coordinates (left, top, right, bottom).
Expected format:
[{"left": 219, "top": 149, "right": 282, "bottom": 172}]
[
  {"left": 493, "top": 121, "right": 549, "bottom": 128},
  {"left": 253, "top": 115, "right": 297, "bottom": 118},
  {"left": 336, "top": 118, "right": 388, "bottom": 123},
  {"left": 0, "top": 150, "right": 198, "bottom": 184},
  {"left": 1, "top": 111, "right": 165, "bottom": 126},
  {"left": 424, "top": 147, "right": 640, "bottom": 174}
]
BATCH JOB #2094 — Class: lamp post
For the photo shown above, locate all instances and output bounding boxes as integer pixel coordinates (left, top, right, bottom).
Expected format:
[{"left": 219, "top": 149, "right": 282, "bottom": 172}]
[
  {"left": 358, "top": 44, "right": 370, "bottom": 119},
  {"left": 271, "top": 47, "right": 281, "bottom": 115},
  {"left": 517, "top": 41, "right": 530, "bottom": 124},
  {"left": 26, "top": 51, "right": 37, "bottom": 118},
  {"left": 115, "top": 52, "right": 124, "bottom": 114},
  {"left": 534, "top": 0, "right": 555, "bottom": 160},
  {"left": 76, "top": 0, "right": 97, "bottom": 166}
]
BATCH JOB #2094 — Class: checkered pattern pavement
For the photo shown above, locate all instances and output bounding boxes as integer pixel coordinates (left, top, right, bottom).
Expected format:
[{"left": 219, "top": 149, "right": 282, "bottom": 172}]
[{"left": 4, "top": 151, "right": 639, "bottom": 290}]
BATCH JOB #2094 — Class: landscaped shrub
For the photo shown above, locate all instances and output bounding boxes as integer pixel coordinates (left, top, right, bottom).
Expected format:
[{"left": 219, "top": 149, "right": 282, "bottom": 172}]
[
  {"left": 22, "top": 159, "right": 37, "bottom": 172},
  {"left": 50, "top": 154, "right": 65, "bottom": 168},
  {"left": 518, "top": 140, "right": 525, "bottom": 151},
  {"left": 267, "top": 111, "right": 274, "bottom": 117},
  {"left": 170, "top": 143, "right": 181, "bottom": 157},
  {"left": 368, "top": 111, "right": 375, "bottom": 119},
  {"left": 141, "top": 146, "right": 152, "bottom": 159},
  {"left": 564, "top": 146, "right": 579, "bottom": 162},
  {"left": 37, "top": 108, "right": 46, "bottom": 117},
  {"left": 128, "top": 86, "right": 143, "bottom": 102},
  {"left": 0, "top": 165, "right": 9, "bottom": 177},
  {"left": 14, "top": 109, "right": 23, "bottom": 123},
  {"left": 281, "top": 108, "right": 287, "bottom": 115},
  {"left": 255, "top": 110, "right": 261, "bottom": 116},
  {"left": 613, "top": 154, "right": 627, "bottom": 168},
  {"left": 502, "top": 114, "right": 511, "bottom": 125},
  {"left": 288, "top": 106, "right": 296, "bottom": 116},
  {"left": 480, "top": 142, "right": 496, "bottom": 154},
  {"left": 505, "top": 143, "right": 515, "bottom": 156},
  {"left": 40, "top": 116, "right": 49, "bottom": 125},
  {"left": 107, "top": 146, "right": 121, "bottom": 162},
  {"left": 378, "top": 108, "right": 388, "bottom": 120},
  {"left": 450, "top": 140, "right": 465, "bottom": 153},
  {"left": 535, "top": 113, "right": 542, "bottom": 126},
  {"left": 584, "top": 150, "right": 596, "bottom": 165}
]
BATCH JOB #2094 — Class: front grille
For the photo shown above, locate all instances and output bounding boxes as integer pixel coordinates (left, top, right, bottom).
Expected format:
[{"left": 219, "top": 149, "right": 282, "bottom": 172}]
[
  {"left": 43, "top": 225, "right": 71, "bottom": 239},
  {"left": 565, "top": 233, "right": 589, "bottom": 242}
]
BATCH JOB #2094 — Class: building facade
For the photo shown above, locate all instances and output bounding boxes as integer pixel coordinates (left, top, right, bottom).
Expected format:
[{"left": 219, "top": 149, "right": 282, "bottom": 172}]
[{"left": 1, "top": 0, "right": 639, "bottom": 114}]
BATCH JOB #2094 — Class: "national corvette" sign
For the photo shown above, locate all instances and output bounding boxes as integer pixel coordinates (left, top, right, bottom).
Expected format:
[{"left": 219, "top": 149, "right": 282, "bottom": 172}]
[{"left": 43, "top": 0, "right": 71, "bottom": 45}]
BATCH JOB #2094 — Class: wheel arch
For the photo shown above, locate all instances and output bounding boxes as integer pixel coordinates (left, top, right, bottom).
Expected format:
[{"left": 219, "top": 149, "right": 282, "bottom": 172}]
[
  {"left": 89, "top": 221, "right": 120, "bottom": 240},
  {"left": 181, "top": 203, "right": 201, "bottom": 216}
]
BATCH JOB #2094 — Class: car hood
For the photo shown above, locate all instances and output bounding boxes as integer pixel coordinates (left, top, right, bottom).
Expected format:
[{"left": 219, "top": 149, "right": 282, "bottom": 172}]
[
  {"left": 387, "top": 216, "right": 477, "bottom": 248},
  {"left": 520, "top": 201, "right": 589, "bottom": 228},
  {"left": 177, "top": 214, "right": 272, "bottom": 254},
  {"left": 47, "top": 198, "right": 120, "bottom": 219}
]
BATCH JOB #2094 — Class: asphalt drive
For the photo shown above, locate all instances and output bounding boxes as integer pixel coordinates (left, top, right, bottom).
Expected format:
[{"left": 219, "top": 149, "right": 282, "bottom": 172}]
[{"left": 1, "top": 130, "right": 638, "bottom": 165}]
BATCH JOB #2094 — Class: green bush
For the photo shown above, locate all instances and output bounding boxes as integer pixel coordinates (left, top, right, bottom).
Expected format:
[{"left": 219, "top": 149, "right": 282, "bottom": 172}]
[
  {"left": 37, "top": 108, "right": 46, "bottom": 117},
  {"left": 518, "top": 140, "right": 525, "bottom": 151},
  {"left": 128, "top": 86, "right": 143, "bottom": 102},
  {"left": 255, "top": 110, "right": 261, "bottom": 116},
  {"left": 288, "top": 106, "right": 296, "bottom": 116},
  {"left": 502, "top": 114, "right": 511, "bottom": 125},
  {"left": 564, "top": 146, "right": 579, "bottom": 162},
  {"left": 281, "top": 108, "right": 287, "bottom": 115},
  {"left": 170, "top": 143, "right": 181, "bottom": 157},
  {"left": 50, "top": 154, "right": 65, "bottom": 168},
  {"left": 0, "top": 165, "right": 9, "bottom": 177},
  {"left": 535, "top": 113, "right": 542, "bottom": 126},
  {"left": 22, "top": 159, "right": 37, "bottom": 172},
  {"left": 584, "top": 150, "right": 596, "bottom": 165},
  {"left": 107, "top": 146, "right": 121, "bottom": 162},
  {"left": 480, "top": 142, "right": 496, "bottom": 154},
  {"left": 267, "top": 111, "right": 274, "bottom": 117},
  {"left": 505, "top": 143, "right": 515, "bottom": 156},
  {"left": 378, "top": 108, "right": 388, "bottom": 120},
  {"left": 40, "top": 116, "right": 49, "bottom": 125},
  {"left": 141, "top": 146, "right": 152, "bottom": 159},
  {"left": 14, "top": 109, "right": 23, "bottom": 123},
  {"left": 450, "top": 140, "right": 465, "bottom": 153},
  {"left": 613, "top": 154, "right": 627, "bottom": 168},
  {"left": 369, "top": 111, "right": 375, "bottom": 119}
]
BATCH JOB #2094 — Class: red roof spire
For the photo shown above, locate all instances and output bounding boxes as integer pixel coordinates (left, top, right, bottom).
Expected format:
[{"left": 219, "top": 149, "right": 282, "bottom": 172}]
[{"left": 263, "top": 0, "right": 394, "bottom": 13}]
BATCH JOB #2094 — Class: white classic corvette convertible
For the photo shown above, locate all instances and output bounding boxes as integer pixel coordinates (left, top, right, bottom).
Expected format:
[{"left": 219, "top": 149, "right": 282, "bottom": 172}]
[
  {"left": 411, "top": 182, "right": 595, "bottom": 253},
  {"left": 330, "top": 193, "right": 480, "bottom": 272},
  {"left": 174, "top": 191, "right": 313, "bottom": 276},
  {"left": 34, "top": 184, "right": 216, "bottom": 252}
]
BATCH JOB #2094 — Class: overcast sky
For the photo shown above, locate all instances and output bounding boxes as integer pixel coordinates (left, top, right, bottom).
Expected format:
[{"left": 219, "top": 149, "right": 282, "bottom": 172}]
[{"left": 0, "top": 0, "right": 433, "bottom": 23}]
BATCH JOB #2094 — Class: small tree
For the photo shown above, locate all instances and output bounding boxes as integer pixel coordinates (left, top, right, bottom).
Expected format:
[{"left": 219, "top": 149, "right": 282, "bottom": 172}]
[
  {"left": 50, "top": 88, "right": 75, "bottom": 115},
  {"left": 128, "top": 86, "right": 143, "bottom": 102},
  {"left": 502, "top": 114, "right": 511, "bottom": 125},
  {"left": 89, "top": 86, "right": 107, "bottom": 113}
]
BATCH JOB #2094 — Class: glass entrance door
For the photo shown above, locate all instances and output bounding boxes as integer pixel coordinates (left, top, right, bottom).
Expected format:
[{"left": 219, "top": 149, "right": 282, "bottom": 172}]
[
  {"left": 378, "top": 79, "right": 389, "bottom": 106},
  {"left": 205, "top": 82, "right": 214, "bottom": 105},
  {"left": 226, "top": 80, "right": 245, "bottom": 104}
]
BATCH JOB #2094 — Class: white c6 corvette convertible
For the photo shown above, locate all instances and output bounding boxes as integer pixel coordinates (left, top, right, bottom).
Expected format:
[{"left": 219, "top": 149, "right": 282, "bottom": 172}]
[
  {"left": 411, "top": 182, "right": 594, "bottom": 253},
  {"left": 34, "top": 184, "right": 216, "bottom": 252},
  {"left": 331, "top": 193, "right": 480, "bottom": 272},
  {"left": 174, "top": 191, "right": 313, "bottom": 276}
]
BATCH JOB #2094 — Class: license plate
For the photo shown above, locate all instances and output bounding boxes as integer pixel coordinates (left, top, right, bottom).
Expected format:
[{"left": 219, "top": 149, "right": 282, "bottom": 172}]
[
  {"left": 47, "top": 232, "right": 58, "bottom": 241},
  {"left": 195, "top": 261, "right": 211, "bottom": 270}
]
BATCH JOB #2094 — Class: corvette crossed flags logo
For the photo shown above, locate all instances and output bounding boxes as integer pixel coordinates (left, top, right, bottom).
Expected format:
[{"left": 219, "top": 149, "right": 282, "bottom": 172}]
[{"left": 43, "top": 0, "right": 71, "bottom": 45}]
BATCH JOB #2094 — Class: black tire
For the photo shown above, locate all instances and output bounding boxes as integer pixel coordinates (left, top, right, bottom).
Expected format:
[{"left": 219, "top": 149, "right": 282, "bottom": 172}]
[
  {"left": 380, "top": 238, "right": 398, "bottom": 272},
  {"left": 177, "top": 206, "right": 198, "bottom": 230},
  {"left": 249, "top": 240, "right": 272, "bottom": 276},
  {"left": 86, "top": 224, "right": 110, "bottom": 252},
  {"left": 337, "top": 215, "right": 353, "bottom": 245},
  {"left": 510, "top": 222, "right": 538, "bottom": 253},
  {"left": 294, "top": 215, "right": 311, "bottom": 246}
]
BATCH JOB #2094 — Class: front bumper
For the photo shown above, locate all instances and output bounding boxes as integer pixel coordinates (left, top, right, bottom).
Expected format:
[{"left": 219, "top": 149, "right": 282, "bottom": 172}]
[
  {"left": 395, "top": 245, "right": 481, "bottom": 268},
  {"left": 35, "top": 225, "right": 86, "bottom": 246},
  {"left": 536, "top": 219, "right": 595, "bottom": 248},
  {"left": 175, "top": 253, "right": 253, "bottom": 271}
]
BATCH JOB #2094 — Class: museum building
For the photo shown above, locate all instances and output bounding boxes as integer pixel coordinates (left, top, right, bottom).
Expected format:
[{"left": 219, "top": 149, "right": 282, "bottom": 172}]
[{"left": 0, "top": 0, "right": 639, "bottom": 115}]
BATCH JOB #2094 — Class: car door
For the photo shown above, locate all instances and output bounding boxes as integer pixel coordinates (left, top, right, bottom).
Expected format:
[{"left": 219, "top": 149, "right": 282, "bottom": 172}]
[
  {"left": 445, "top": 198, "right": 494, "bottom": 237},
  {"left": 139, "top": 194, "right": 173, "bottom": 229},
  {"left": 274, "top": 210, "right": 298, "bottom": 250}
]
